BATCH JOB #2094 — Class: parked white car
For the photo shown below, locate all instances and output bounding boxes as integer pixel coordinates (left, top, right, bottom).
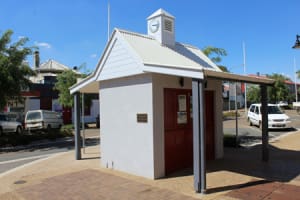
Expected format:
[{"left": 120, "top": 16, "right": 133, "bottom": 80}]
[
  {"left": 247, "top": 104, "right": 291, "bottom": 129},
  {"left": 0, "top": 113, "right": 23, "bottom": 135},
  {"left": 277, "top": 101, "right": 288, "bottom": 107},
  {"left": 25, "top": 110, "right": 63, "bottom": 132}
]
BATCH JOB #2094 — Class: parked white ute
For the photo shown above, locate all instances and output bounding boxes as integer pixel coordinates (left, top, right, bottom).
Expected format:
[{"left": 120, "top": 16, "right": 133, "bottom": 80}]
[
  {"left": 25, "top": 110, "right": 63, "bottom": 132},
  {"left": 247, "top": 104, "right": 291, "bottom": 129}
]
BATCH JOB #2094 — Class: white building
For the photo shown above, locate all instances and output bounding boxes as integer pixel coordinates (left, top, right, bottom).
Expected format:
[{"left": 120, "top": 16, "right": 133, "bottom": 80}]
[{"left": 70, "top": 8, "right": 273, "bottom": 193}]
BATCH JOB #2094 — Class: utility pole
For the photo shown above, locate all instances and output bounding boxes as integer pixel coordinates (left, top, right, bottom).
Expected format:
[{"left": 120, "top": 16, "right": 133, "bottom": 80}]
[
  {"left": 107, "top": 1, "right": 110, "bottom": 42},
  {"left": 243, "top": 42, "right": 247, "bottom": 114}
]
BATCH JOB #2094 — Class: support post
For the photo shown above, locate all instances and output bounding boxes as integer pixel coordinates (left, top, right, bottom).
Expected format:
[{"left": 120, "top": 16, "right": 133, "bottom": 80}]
[
  {"left": 82, "top": 93, "right": 86, "bottom": 154},
  {"left": 74, "top": 92, "right": 81, "bottom": 160},
  {"left": 235, "top": 82, "right": 239, "bottom": 147},
  {"left": 192, "top": 79, "right": 206, "bottom": 194},
  {"left": 260, "top": 85, "right": 269, "bottom": 161}
]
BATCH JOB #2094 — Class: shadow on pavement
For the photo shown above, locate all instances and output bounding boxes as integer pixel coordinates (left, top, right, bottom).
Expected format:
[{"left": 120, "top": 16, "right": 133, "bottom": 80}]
[{"left": 206, "top": 144, "right": 300, "bottom": 193}]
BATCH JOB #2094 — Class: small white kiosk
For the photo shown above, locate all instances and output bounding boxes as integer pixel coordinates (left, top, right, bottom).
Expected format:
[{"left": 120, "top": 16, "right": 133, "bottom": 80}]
[{"left": 70, "top": 9, "right": 273, "bottom": 193}]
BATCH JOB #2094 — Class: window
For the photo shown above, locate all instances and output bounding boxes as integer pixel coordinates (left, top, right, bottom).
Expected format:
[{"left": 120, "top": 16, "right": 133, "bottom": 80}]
[
  {"left": 255, "top": 106, "right": 259, "bottom": 114},
  {"left": 250, "top": 105, "right": 255, "bottom": 112}
]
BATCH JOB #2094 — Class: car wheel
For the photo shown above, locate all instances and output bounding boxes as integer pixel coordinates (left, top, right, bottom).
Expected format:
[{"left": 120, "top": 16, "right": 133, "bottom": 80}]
[
  {"left": 248, "top": 118, "right": 252, "bottom": 126},
  {"left": 16, "top": 126, "right": 22, "bottom": 134},
  {"left": 258, "top": 121, "right": 261, "bottom": 129}
]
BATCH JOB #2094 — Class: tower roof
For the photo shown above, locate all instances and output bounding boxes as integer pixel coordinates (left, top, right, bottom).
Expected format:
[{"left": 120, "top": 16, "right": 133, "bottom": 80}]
[{"left": 147, "top": 8, "right": 175, "bottom": 20}]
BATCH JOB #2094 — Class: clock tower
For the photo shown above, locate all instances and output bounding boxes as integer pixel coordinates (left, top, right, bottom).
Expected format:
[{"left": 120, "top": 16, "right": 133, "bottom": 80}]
[{"left": 147, "top": 9, "right": 175, "bottom": 47}]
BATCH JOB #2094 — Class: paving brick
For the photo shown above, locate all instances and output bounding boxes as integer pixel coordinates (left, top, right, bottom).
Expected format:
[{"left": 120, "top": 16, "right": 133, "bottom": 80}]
[{"left": 16, "top": 169, "right": 200, "bottom": 200}]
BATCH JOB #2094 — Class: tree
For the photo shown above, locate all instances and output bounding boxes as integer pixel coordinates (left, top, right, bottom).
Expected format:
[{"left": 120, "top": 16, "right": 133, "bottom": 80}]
[
  {"left": 247, "top": 74, "right": 290, "bottom": 104},
  {"left": 54, "top": 68, "right": 93, "bottom": 109},
  {"left": 0, "top": 30, "right": 35, "bottom": 110},
  {"left": 202, "top": 46, "right": 227, "bottom": 63},
  {"left": 247, "top": 85, "right": 260, "bottom": 103},
  {"left": 202, "top": 46, "right": 229, "bottom": 72},
  {"left": 54, "top": 69, "right": 77, "bottom": 107},
  {"left": 266, "top": 73, "right": 289, "bottom": 103},
  {"left": 218, "top": 65, "right": 230, "bottom": 73},
  {"left": 296, "top": 70, "right": 300, "bottom": 79}
]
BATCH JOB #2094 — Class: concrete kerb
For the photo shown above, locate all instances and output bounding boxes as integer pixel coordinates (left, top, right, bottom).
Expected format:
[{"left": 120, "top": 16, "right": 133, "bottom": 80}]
[
  {"left": 0, "top": 135, "right": 100, "bottom": 152},
  {"left": 0, "top": 137, "right": 74, "bottom": 152}
]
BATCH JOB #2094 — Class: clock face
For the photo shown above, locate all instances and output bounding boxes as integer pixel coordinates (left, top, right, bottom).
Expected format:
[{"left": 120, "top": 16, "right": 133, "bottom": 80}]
[{"left": 149, "top": 19, "right": 160, "bottom": 33}]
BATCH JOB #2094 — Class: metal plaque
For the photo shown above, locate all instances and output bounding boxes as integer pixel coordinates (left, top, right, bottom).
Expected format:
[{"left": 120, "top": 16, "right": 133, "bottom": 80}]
[{"left": 137, "top": 113, "right": 148, "bottom": 123}]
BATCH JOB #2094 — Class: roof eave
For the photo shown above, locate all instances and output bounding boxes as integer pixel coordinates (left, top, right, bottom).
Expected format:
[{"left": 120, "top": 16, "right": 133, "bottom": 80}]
[{"left": 203, "top": 69, "right": 275, "bottom": 85}]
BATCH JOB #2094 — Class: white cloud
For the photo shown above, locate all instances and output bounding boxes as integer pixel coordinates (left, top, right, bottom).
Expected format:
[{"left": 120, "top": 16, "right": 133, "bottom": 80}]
[
  {"left": 90, "top": 53, "right": 97, "bottom": 58},
  {"left": 34, "top": 41, "right": 52, "bottom": 49}
]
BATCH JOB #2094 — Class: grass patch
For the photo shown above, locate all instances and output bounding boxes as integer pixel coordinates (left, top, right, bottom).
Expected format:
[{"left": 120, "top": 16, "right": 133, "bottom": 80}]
[
  {"left": 224, "top": 134, "right": 240, "bottom": 147},
  {"left": 0, "top": 126, "right": 74, "bottom": 147},
  {"left": 223, "top": 111, "right": 241, "bottom": 118}
]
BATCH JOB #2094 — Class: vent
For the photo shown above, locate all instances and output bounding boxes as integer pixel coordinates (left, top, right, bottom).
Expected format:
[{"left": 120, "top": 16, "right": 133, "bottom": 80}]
[{"left": 164, "top": 19, "right": 173, "bottom": 32}]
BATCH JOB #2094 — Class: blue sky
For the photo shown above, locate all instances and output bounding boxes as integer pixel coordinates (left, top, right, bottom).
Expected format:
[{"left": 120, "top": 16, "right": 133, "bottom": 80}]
[{"left": 1, "top": 0, "right": 300, "bottom": 80}]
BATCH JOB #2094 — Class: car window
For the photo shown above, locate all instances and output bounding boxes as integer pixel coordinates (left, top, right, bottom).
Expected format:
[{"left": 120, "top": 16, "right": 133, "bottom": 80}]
[
  {"left": 250, "top": 106, "right": 255, "bottom": 112},
  {"left": 26, "top": 112, "right": 41, "bottom": 120},
  {"left": 268, "top": 106, "right": 283, "bottom": 114},
  {"left": 255, "top": 106, "right": 259, "bottom": 114},
  {"left": 0, "top": 114, "right": 6, "bottom": 121}
]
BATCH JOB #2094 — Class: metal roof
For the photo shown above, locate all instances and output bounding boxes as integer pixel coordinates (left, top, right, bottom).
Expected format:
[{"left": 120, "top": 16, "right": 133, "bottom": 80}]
[
  {"left": 147, "top": 8, "right": 175, "bottom": 20},
  {"left": 70, "top": 28, "right": 274, "bottom": 94},
  {"left": 119, "top": 29, "right": 219, "bottom": 72}
]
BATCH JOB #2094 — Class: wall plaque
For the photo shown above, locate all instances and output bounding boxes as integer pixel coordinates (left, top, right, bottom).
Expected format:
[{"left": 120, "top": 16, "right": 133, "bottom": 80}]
[{"left": 137, "top": 113, "right": 148, "bottom": 123}]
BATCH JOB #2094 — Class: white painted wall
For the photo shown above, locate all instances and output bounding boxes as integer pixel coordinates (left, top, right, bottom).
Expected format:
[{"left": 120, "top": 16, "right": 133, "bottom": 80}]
[
  {"left": 91, "top": 99, "right": 99, "bottom": 118},
  {"left": 206, "top": 79, "right": 224, "bottom": 159},
  {"left": 100, "top": 74, "right": 155, "bottom": 178},
  {"left": 99, "top": 38, "right": 143, "bottom": 81}
]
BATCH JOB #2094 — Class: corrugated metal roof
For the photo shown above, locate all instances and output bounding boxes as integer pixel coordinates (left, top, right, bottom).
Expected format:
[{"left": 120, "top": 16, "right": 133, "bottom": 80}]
[
  {"left": 38, "top": 59, "right": 70, "bottom": 72},
  {"left": 119, "top": 29, "right": 218, "bottom": 71}
]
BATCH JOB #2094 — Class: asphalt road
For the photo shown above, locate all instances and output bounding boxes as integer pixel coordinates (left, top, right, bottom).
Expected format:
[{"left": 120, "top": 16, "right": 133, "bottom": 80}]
[
  {"left": 0, "top": 128, "right": 100, "bottom": 175},
  {"left": 223, "top": 109, "right": 300, "bottom": 146}
]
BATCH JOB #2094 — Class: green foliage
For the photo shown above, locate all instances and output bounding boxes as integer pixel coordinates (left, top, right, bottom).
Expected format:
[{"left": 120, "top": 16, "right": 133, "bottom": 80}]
[
  {"left": 266, "top": 73, "right": 289, "bottom": 103},
  {"left": 54, "top": 69, "right": 94, "bottom": 108},
  {"left": 0, "top": 30, "right": 35, "bottom": 110},
  {"left": 296, "top": 70, "right": 300, "bottom": 79},
  {"left": 202, "top": 46, "right": 227, "bottom": 63},
  {"left": 54, "top": 70, "right": 77, "bottom": 107},
  {"left": 223, "top": 111, "right": 240, "bottom": 118},
  {"left": 247, "top": 74, "right": 289, "bottom": 104},
  {"left": 218, "top": 65, "right": 230, "bottom": 72},
  {"left": 247, "top": 85, "right": 261, "bottom": 103},
  {"left": 202, "top": 46, "right": 229, "bottom": 72}
]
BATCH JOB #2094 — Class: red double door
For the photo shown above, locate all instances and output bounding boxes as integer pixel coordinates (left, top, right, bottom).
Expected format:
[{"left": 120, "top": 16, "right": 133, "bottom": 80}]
[{"left": 164, "top": 88, "right": 215, "bottom": 175}]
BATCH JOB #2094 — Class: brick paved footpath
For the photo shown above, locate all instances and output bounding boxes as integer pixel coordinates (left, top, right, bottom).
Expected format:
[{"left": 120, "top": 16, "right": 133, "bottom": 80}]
[
  {"left": 12, "top": 169, "right": 199, "bottom": 200},
  {"left": 226, "top": 181, "right": 300, "bottom": 200}
]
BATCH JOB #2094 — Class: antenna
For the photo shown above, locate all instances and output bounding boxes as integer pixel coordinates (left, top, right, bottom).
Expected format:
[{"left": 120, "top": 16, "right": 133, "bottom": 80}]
[{"left": 107, "top": 1, "right": 110, "bottom": 42}]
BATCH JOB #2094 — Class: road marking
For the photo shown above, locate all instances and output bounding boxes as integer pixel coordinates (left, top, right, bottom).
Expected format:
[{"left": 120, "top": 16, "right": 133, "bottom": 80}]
[
  {"left": 0, "top": 151, "right": 69, "bottom": 178},
  {"left": 0, "top": 153, "right": 56, "bottom": 165}
]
